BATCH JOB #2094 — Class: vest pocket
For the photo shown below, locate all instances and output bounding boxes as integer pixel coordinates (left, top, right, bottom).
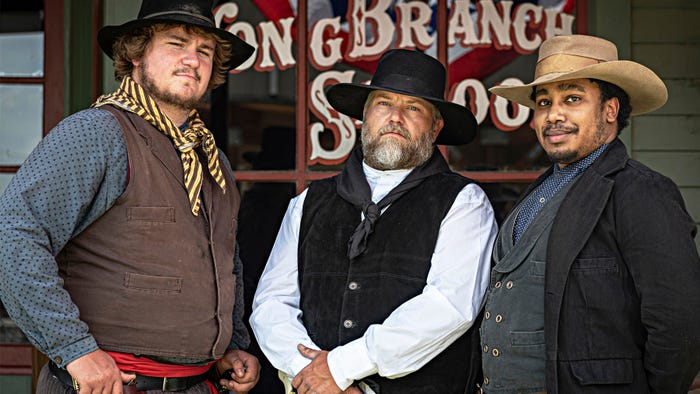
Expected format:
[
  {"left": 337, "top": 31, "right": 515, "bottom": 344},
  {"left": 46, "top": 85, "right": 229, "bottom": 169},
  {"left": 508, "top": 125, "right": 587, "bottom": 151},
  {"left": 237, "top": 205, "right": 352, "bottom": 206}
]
[
  {"left": 123, "top": 272, "right": 182, "bottom": 293},
  {"left": 126, "top": 206, "right": 175, "bottom": 222},
  {"left": 510, "top": 330, "right": 545, "bottom": 346},
  {"left": 569, "top": 359, "right": 633, "bottom": 385}
]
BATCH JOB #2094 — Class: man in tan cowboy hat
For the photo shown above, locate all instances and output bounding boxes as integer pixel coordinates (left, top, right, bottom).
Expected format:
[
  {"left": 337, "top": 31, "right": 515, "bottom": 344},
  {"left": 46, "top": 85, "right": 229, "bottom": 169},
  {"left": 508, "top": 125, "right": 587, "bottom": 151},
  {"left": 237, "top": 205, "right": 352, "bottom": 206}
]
[
  {"left": 0, "top": 1, "right": 261, "bottom": 393},
  {"left": 480, "top": 34, "right": 700, "bottom": 393},
  {"left": 250, "top": 49, "right": 498, "bottom": 394}
]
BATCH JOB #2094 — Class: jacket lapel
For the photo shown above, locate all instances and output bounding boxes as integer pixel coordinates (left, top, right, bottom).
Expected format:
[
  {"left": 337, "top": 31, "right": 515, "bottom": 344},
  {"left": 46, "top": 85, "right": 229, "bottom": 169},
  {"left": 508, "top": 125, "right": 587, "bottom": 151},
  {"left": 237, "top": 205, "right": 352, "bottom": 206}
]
[{"left": 544, "top": 139, "right": 629, "bottom": 360}]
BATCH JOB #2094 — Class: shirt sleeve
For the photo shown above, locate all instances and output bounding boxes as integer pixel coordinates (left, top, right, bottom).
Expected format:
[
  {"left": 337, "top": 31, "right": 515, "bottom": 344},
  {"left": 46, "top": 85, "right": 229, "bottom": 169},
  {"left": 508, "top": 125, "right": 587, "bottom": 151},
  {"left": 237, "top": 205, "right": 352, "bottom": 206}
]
[
  {"left": 250, "top": 183, "right": 498, "bottom": 390},
  {"left": 249, "top": 189, "right": 322, "bottom": 377},
  {"left": 218, "top": 151, "right": 252, "bottom": 351},
  {"left": 0, "top": 108, "right": 128, "bottom": 367},
  {"left": 229, "top": 240, "right": 251, "bottom": 351},
  {"left": 615, "top": 169, "right": 700, "bottom": 393},
  {"left": 326, "top": 183, "right": 497, "bottom": 388}
]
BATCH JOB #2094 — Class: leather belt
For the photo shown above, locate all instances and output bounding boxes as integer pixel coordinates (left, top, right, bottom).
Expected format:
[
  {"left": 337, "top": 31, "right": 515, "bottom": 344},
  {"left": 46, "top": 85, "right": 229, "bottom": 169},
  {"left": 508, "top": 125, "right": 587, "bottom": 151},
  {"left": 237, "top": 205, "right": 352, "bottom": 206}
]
[{"left": 48, "top": 361, "right": 209, "bottom": 392}]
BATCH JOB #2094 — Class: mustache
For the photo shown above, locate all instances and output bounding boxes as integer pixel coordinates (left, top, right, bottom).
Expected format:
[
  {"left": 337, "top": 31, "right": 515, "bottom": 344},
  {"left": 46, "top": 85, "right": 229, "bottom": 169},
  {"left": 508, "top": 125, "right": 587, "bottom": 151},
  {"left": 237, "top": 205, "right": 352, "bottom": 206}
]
[
  {"left": 542, "top": 123, "right": 578, "bottom": 136},
  {"left": 378, "top": 124, "right": 410, "bottom": 140},
  {"left": 174, "top": 68, "right": 201, "bottom": 82}
]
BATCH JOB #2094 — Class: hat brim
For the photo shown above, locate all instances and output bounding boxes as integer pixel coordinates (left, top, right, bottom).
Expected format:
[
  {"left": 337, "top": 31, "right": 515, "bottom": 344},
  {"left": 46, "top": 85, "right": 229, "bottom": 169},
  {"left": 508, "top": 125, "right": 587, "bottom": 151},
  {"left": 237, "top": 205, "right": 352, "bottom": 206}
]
[
  {"left": 326, "top": 83, "right": 477, "bottom": 146},
  {"left": 489, "top": 60, "right": 667, "bottom": 116},
  {"left": 98, "top": 18, "right": 254, "bottom": 71}
]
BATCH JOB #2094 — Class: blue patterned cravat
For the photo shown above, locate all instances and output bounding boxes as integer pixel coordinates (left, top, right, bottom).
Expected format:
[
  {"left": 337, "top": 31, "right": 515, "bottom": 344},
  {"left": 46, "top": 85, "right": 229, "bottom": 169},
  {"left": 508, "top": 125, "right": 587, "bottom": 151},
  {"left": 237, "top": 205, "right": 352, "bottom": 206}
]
[{"left": 513, "top": 144, "right": 609, "bottom": 244}]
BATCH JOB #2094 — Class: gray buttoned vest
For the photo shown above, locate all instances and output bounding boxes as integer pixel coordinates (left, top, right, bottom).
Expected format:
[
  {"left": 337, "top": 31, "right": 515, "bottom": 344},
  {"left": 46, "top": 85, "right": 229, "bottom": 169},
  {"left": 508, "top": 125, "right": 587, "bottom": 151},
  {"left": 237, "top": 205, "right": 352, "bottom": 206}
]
[{"left": 480, "top": 180, "right": 574, "bottom": 393}]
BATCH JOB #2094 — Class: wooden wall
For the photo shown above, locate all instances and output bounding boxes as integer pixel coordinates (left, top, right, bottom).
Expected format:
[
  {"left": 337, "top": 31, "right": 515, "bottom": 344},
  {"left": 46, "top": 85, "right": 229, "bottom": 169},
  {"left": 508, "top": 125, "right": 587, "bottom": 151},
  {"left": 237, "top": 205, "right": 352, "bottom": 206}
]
[
  {"left": 631, "top": 0, "right": 700, "bottom": 251},
  {"left": 591, "top": 0, "right": 700, "bottom": 251}
]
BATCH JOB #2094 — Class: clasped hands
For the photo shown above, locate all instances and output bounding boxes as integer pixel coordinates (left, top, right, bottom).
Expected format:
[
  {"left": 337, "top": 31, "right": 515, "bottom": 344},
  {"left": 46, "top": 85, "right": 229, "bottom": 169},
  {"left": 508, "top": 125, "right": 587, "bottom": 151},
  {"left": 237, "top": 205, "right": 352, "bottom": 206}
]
[{"left": 292, "top": 344, "right": 362, "bottom": 394}]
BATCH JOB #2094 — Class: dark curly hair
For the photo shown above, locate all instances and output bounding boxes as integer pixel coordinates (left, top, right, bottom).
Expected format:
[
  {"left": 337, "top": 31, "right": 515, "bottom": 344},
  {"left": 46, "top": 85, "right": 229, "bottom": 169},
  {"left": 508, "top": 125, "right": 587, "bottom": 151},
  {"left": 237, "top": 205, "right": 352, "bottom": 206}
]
[{"left": 589, "top": 79, "right": 632, "bottom": 133}]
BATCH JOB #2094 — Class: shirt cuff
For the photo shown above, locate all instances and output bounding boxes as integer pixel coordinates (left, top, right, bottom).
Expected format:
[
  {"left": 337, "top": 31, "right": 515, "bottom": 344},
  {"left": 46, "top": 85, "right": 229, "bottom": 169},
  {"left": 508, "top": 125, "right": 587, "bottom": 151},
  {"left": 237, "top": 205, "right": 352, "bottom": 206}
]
[
  {"left": 49, "top": 335, "right": 99, "bottom": 368},
  {"left": 327, "top": 338, "right": 377, "bottom": 390},
  {"left": 289, "top": 353, "right": 313, "bottom": 376}
]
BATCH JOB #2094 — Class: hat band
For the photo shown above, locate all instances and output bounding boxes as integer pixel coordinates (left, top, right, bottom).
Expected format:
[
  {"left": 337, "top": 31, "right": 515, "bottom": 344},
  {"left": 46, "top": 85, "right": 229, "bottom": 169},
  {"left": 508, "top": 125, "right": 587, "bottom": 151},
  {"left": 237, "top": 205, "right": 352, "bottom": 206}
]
[
  {"left": 373, "top": 74, "right": 441, "bottom": 101},
  {"left": 142, "top": 10, "right": 214, "bottom": 26},
  {"left": 535, "top": 53, "right": 608, "bottom": 79}
]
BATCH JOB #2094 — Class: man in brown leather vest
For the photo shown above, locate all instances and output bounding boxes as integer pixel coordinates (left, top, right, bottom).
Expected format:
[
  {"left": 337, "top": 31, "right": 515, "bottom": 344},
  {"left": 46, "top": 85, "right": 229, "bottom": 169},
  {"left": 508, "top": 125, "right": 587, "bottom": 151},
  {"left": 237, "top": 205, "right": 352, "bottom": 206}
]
[{"left": 0, "top": 1, "right": 261, "bottom": 393}]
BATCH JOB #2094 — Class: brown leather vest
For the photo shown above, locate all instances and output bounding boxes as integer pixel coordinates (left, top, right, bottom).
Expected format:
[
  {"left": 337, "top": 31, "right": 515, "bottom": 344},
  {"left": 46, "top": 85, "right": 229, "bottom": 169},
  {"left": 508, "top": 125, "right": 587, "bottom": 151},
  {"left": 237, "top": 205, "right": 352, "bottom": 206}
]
[{"left": 56, "top": 106, "right": 239, "bottom": 360}]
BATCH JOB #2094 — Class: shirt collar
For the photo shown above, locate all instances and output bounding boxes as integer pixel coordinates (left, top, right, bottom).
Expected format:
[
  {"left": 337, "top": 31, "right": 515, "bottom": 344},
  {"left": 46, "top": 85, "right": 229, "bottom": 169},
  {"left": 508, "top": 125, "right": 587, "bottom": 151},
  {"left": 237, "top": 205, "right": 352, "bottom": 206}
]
[{"left": 553, "top": 143, "right": 609, "bottom": 177}]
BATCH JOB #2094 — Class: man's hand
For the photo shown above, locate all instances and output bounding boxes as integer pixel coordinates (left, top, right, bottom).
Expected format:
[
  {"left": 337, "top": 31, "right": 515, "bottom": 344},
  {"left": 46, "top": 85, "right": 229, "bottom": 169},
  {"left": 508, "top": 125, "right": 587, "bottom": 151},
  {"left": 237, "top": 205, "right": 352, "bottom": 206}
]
[
  {"left": 65, "top": 349, "right": 135, "bottom": 394},
  {"left": 215, "top": 349, "right": 260, "bottom": 393},
  {"left": 292, "top": 344, "right": 342, "bottom": 394}
]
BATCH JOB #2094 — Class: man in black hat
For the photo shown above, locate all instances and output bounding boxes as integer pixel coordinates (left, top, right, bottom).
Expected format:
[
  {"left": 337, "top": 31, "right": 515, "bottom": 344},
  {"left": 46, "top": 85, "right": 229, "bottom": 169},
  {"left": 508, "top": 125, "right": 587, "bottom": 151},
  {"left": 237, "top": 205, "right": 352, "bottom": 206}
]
[
  {"left": 250, "top": 49, "right": 498, "bottom": 394},
  {"left": 0, "top": 1, "right": 260, "bottom": 393}
]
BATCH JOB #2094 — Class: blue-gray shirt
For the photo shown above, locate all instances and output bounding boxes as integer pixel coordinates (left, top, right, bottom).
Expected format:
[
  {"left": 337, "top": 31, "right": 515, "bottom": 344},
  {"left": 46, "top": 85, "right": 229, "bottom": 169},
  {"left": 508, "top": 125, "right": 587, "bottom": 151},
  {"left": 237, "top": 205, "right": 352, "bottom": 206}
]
[
  {"left": 0, "top": 108, "right": 248, "bottom": 367},
  {"left": 513, "top": 143, "right": 609, "bottom": 243}
]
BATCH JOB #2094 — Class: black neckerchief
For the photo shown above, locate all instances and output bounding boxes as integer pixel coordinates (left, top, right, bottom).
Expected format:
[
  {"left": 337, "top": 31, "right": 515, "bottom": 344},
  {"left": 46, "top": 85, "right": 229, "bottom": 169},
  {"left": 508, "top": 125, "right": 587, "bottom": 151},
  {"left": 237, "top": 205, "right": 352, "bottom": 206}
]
[{"left": 337, "top": 146, "right": 450, "bottom": 259}]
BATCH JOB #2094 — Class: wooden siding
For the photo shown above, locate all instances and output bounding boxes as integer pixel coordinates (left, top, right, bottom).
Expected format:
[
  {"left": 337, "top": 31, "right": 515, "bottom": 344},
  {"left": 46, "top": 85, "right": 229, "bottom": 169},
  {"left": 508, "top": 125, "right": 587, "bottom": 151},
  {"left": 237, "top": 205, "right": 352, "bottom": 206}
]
[{"left": 631, "top": 0, "right": 700, "bottom": 251}]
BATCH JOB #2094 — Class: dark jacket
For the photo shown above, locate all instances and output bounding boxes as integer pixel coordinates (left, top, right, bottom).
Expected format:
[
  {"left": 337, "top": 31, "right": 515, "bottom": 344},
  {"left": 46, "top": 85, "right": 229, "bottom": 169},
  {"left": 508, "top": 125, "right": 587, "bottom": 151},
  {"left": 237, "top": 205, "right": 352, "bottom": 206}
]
[{"left": 519, "top": 138, "right": 700, "bottom": 393}]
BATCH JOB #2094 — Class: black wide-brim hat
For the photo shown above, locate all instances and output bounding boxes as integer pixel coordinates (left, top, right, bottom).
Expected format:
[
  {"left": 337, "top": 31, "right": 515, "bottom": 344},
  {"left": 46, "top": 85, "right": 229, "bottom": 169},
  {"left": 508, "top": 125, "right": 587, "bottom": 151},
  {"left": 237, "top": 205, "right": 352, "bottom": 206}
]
[
  {"left": 325, "top": 49, "right": 477, "bottom": 146},
  {"left": 97, "top": 0, "right": 255, "bottom": 71}
]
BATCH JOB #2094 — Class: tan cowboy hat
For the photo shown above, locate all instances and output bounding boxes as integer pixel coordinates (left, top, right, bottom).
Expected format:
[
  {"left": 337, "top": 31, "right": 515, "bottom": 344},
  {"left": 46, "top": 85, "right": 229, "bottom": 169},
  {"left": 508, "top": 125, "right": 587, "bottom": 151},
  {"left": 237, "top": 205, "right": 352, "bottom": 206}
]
[{"left": 490, "top": 34, "right": 667, "bottom": 116}]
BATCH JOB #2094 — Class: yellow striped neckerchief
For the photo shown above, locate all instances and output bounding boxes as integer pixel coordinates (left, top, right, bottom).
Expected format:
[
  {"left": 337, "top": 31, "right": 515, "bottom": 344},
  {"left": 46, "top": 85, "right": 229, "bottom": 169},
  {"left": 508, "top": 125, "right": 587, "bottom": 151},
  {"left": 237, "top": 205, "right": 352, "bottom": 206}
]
[{"left": 92, "top": 76, "right": 225, "bottom": 216}]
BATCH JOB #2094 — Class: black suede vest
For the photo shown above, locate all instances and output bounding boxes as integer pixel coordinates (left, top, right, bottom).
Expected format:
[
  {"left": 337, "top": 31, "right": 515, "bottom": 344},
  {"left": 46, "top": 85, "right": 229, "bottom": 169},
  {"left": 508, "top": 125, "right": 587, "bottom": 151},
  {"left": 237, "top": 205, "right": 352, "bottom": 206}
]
[{"left": 298, "top": 172, "right": 482, "bottom": 393}]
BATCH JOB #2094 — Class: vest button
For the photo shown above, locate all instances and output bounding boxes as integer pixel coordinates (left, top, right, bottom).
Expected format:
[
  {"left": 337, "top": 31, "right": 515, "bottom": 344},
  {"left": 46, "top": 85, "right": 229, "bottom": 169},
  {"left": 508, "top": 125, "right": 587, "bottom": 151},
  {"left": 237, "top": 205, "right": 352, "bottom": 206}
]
[
  {"left": 494, "top": 281, "right": 502, "bottom": 289},
  {"left": 483, "top": 345, "right": 488, "bottom": 353},
  {"left": 484, "top": 311, "right": 490, "bottom": 319},
  {"left": 506, "top": 280, "right": 514, "bottom": 289},
  {"left": 495, "top": 314, "right": 503, "bottom": 323},
  {"left": 492, "top": 348, "right": 500, "bottom": 357},
  {"left": 348, "top": 281, "right": 359, "bottom": 290},
  {"left": 484, "top": 377, "right": 489, "bottom": 385},
  {"left": 343, "top": 319, "right": 354, "bottom": 328},
  {"left": 54, "top": 356, "right": 63, "bottom": 365}
]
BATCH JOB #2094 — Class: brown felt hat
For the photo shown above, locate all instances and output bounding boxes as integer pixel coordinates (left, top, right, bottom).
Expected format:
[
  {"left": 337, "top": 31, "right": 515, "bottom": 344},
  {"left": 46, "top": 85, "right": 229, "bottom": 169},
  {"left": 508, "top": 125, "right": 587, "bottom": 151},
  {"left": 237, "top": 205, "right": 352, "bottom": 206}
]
[{"left": 489, "top": 34, "right": 667, "bottom": 116}]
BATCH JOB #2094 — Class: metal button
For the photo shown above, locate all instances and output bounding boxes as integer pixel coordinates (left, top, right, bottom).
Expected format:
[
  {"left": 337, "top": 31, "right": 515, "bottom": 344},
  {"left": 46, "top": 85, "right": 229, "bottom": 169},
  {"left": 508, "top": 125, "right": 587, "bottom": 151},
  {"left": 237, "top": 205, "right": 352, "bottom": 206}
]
[
  {"left": 483, "top": 345, "right": 488, "bottom": 353},
  {"left": 483, "top": 377, "right": 489, "bottom": 385},
  {"left": 54, "top": 356, "right": 63, "bottom": 364},
  {"left": 343, "top": 319, "right": 354, "bottom": 328},
  {"left": 539, "top": 197, "right": 546, "bottom": 203},
  {"left": 348, "top": 281, "right": 359, "bottom": 290},
  {"left": 484, "top": 311, "right": 490, "bottom": 319},
  {"left": 506, "top": 280, "right": 514, "bottom": 289},
  {"left": 494, "top": 281, "right": 502, "bottom": 288},
  {"left": 495, "top": 314, "right": 503, "bottom": 323},
  {"left": 492, "top": 348, "right": 500, "bottom": 357}
]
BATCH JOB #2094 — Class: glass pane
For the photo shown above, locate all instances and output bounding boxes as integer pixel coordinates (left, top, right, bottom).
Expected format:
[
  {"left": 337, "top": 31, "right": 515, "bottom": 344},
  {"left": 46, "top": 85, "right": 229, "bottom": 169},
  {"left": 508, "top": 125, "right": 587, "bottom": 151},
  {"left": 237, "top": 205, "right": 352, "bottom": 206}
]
[
  {"left": 0, "top": 32, "right": 43, "bottom": 77},
  {"left": 0, "top": 173, "right": 14, "bottom": 196},
  {"left": 479, "top": 182, "right": 531, "bottom": 225},
  {"left": 1, "top": 299, "right": 29, "bottom": 344},
  {"left": 236, "top": 180, "right": 295, "bottom": 394},
  {"left": 0, "top": 84, "right": 43, "bottom": 166}
]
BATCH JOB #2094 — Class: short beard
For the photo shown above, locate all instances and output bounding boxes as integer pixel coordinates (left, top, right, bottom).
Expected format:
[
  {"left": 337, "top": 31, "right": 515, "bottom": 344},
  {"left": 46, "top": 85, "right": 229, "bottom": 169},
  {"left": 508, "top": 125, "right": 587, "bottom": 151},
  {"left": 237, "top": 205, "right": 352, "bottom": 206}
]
[
  {"left": 137, "top": 61, "right": 201, "bottom": 111},
  {"left": 361, "top": 123, "right": 435, "bottom": 170},
  {"left": 544, "top": 112, "right": 607, "bottom": 165}
]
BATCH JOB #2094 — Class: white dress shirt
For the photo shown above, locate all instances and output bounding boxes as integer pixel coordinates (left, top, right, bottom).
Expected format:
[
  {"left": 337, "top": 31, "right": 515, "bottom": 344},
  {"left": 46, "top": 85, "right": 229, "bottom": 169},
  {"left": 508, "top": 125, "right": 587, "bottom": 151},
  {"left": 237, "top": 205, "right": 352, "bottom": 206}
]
[{"left": 250, "top": 162, "right": 498, "bottom": 390}]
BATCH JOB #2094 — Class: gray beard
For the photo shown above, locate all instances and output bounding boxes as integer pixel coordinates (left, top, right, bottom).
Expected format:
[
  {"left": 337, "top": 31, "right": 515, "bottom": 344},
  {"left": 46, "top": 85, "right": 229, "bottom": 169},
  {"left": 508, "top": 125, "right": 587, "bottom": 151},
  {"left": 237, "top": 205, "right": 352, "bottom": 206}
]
[{"left": 361, "top": 123, "right": 434, "bottom": 170}]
